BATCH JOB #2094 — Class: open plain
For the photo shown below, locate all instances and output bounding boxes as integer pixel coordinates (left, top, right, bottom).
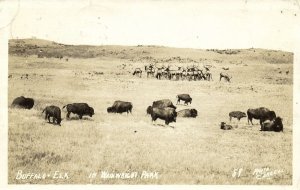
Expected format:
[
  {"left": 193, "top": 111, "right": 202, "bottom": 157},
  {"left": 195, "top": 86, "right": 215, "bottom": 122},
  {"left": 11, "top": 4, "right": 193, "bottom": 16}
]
[{"left": 8, "top": 39, "right": 293, "bottom": 184}]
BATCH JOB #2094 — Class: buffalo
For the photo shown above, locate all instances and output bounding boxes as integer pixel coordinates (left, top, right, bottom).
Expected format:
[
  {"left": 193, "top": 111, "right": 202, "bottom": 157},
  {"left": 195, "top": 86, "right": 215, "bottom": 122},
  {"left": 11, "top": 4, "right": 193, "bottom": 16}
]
[
  {"left": 62, "top": 103, "right": 94, "bottom": 119},
  {"left": 229, "top": 111, "right": 246, "bottom": 121},
  {"left": 220, "top": 122, "right": 233, "bottom": 130},
  {"left": 261, "top": 117, "right": 283, "bottom": 132},
  {"left": 11, "top": 96, "right": 34, "bottom": 109},
  {"left": 176, "top": 94, "right": 192, "bottom": 105},
  {"left": 247, "top": 107, "right": 276, "bottom": 127},
  {"left": 177, "top": 109, "right": 198, "bottom": 118},
  {"left": 42, "top": 105, "right": 62, "bottom": 125},
  {"left": 152, "top": 99, "right": 176, "bottom": 109},
  {"left": 148, "top": 106, "right": 177, "bottom": 125},
  {"left": 107, "top": 101, "right": 133, "bottom": 114}
]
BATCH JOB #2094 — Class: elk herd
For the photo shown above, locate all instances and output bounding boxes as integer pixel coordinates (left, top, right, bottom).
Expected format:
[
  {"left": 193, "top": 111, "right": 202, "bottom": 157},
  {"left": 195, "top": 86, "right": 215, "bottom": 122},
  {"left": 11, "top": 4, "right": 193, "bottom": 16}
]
[
  {"left": 133, "top": 63, "right": 225, "bottom": 81},
  {"left": 11, "top": 95, "right": 283, "bottom": 132}
]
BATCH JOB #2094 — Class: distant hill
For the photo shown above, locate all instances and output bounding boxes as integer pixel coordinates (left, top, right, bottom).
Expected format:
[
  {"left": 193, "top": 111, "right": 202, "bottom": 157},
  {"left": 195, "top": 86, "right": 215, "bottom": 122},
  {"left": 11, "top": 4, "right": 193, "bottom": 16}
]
[{"left": 9, "top": 38, "right": 293, "bottom": 64}]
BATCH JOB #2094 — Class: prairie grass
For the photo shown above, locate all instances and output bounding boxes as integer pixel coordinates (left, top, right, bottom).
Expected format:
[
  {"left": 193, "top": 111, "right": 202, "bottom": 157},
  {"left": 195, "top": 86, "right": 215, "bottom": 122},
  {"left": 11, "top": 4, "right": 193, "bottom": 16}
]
[{"left": 8, "top": 44, "right": 293, "bottom": 185}]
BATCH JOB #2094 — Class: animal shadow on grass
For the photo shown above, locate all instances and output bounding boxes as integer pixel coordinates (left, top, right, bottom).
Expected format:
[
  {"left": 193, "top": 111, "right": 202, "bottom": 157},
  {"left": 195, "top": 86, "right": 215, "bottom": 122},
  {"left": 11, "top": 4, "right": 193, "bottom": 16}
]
[
  {"left": 66, "top": 116, "right": 93, "bottom": 121},
  {"left": 153, "top": 123, "right": 175, "bottom": 129},
  {"left": 46, "top": 121, "right": 61, "bottom": 126}
]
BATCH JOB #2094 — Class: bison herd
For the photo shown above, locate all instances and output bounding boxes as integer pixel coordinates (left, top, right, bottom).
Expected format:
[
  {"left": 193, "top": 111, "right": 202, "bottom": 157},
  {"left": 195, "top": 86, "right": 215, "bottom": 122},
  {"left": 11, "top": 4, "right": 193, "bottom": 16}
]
[
  {"left": 11, "top": 95, "right": 283, "bottom": 132},
  {"left": 223, "top": 107, "right": 283, "bottom": 132}
]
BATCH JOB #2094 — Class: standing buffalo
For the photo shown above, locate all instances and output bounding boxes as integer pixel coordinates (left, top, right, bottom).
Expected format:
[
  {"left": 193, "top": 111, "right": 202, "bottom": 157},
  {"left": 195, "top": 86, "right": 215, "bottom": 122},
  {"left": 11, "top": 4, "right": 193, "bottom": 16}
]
[
  {"left": 229, "top": 111, "right": 246, "bottom": 121},
  {"left": 177, "top": 109, "right": 198, "bottom": 118},
  {"left": 220, "top": 122, "right": 233, "bottom": 130},
  {"left": 42, "top": 105, "right": 62, "bottom": 125},
  {"left": 107, "top": 101, "right": 133, "bottom": 114},
  {"left": 148, "top": 107, "right": 177, "bottom": 125},
  {"left": 247, "top": 107, "right": 276, "bottom": 127},
  {"left": 152, "top": 99, "right": 176, "bottom": 109},
  {"left": 62, "top": 103, "right": 94, "bottom": 119},
  {"left": 261, "top": 117, "right": 283, "bottom": 132},
  {"left": 11, "top": 96, "right": 34, "bottom": 109},
  {"left": 176, "top": 94, "right": 192, "bottom": 105}
]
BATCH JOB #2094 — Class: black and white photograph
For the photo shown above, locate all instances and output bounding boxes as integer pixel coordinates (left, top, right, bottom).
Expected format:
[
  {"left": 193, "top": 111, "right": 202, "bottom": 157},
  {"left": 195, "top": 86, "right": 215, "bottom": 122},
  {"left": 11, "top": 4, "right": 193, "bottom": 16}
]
[{"left": 0, "top": 0, "right": 299, "bottom": 188}]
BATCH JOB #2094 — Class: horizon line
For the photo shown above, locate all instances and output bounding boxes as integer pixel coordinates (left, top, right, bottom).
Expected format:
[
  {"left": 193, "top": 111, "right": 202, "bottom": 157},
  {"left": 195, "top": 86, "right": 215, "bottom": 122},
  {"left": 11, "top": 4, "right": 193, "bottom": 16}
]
[{"left": 8, "top": 37, "right": 294, "bottom": 53}]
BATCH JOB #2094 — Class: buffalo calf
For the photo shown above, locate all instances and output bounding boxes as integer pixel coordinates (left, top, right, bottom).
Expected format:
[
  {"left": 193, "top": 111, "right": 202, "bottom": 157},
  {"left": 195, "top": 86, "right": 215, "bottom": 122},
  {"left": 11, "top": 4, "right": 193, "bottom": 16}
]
[
  {"left": 229, "top": 111, "right": 246, "bottom": 121},
  {"left": 42, "top": 105, "right": 62, "bottom": 125},
  {"left": 220, "top": 122, "right": 233, "bottom": 130}
]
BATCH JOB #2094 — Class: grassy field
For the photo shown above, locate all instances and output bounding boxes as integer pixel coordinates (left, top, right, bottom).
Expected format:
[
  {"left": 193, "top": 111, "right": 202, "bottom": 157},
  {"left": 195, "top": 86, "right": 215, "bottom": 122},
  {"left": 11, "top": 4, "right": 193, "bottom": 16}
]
[{"left": 8, "top": 39, "right": 293, "bottom": 184}]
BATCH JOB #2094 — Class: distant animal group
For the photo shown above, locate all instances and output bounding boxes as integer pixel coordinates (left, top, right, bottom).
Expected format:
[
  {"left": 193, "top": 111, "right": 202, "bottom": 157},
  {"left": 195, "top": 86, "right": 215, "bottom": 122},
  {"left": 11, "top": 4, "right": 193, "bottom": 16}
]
[
  {"left": 133, "top": 64, "right": 217, "bottom": 81},
  {"left": 11, "top": 95, "right": 283, "bottom": 132}
]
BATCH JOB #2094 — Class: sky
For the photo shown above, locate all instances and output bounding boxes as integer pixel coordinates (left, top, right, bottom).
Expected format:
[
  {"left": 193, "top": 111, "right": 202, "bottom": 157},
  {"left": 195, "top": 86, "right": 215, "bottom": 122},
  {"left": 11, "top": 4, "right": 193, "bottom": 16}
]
[{"left": 2, "top": 0, "right": 300, "bottom": 51}]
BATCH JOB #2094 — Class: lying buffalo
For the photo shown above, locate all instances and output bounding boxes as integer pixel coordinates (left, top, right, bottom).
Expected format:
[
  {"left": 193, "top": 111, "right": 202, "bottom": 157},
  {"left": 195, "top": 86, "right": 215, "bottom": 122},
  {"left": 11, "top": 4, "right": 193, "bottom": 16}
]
[
  {"left": 261, "top": 117, "right": 283, "bottom": 132},
  {"left": 148, "top": 106, "right": 177, "bottom": 125},
  {"left": 229, "top": 111, "right": 246, "bottom": 121},
  {"left": 177, "top": 109, "right": 198, "bottom": 118},
  {"left": 11, "top": 96, "right": 34, "bottom": 109},
  {"left": 62, "top": 103, "right": 94, "bottom": 119},
  {"left": 176, "top": 94, "right": 192, "bottom": 105},
  {"left": 247, "top": 107, "right": 276, "bottom": 127},
  {"left": 220, "top": 122, "right": 233, "bottom": 130},
  {"left": 107, "top": 101, "right": 132, "bottom": 114},
  {"left": 42, "top": 105, "right": 62, "bottom": 125},
  {"left": 152, "top": 99, "right": 176, "bottom": 109}
]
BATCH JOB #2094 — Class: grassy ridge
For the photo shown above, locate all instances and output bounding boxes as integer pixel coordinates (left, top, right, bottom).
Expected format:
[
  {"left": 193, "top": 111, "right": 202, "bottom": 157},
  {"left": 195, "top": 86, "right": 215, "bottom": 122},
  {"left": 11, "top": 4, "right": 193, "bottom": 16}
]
[{"left": 9, "top": 38, "right": 293, "bottom": 64}]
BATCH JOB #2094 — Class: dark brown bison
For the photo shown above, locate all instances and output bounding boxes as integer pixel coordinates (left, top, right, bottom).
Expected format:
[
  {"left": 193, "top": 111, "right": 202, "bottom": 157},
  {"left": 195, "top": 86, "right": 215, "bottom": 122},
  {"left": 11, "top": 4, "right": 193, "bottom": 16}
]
[
  {"left": 177, "top": 109, "right": 198, "bottom": 118},
  {"left": 107, "top": 101, "right": 133, "bottom": 114},
  {"left": 247, "top": 107, "right": 276, "bottom": 127},
  {"left": 11, "top": 96, "right": 34, "bottom": 109},
  {"left": 261, "top": 117, "right": 283, "bottom": 132},
  {"left": 152, "top": 99, "right": 176, "bottom": 109},
  {"left": 62, "top": 103, "right": 94, "bottom": 119},
  {"left": 220, "top": 122, "right": 233, "bottom": 130},
  {"left": 148, "top": 107, "right": 177, "bottom": 125},
  {"left": 42, "top": 105, "right": 62, "bottom": 125},
  {"left": 176, "top": 94, "right": 192, "bottom": 105},
  {"left": 229, "top": 111, "right": 246, "bottom": 121}
]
